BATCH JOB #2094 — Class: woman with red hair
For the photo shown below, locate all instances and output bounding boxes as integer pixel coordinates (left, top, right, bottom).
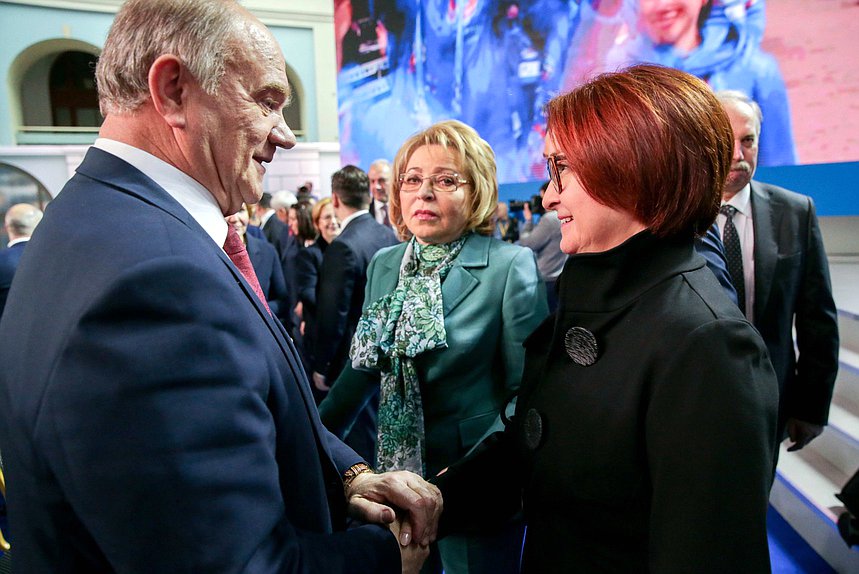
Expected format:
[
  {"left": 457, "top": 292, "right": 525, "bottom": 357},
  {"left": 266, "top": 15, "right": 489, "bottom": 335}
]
[{"left": 434, "top": 64, "right": 779, "bottom": 572}]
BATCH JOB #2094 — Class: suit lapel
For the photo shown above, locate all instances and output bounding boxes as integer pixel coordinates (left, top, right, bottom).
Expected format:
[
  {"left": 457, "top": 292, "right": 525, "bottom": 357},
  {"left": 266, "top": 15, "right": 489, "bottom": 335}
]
[
  {"left": 751, "top": 182, "right": 779, "bottom": 325},
  {"left": 78, "top": 148, "right": 319, "bottom": 413},
  {"left": 442, "top": 234, "right": 487, "bottom": 315}
]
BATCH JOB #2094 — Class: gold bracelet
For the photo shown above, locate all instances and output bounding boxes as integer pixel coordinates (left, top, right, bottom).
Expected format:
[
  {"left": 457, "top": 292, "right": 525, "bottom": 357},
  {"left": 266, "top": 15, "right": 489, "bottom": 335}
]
[{"left": 342, "top": 462, "right": 374, "bottom": 490}]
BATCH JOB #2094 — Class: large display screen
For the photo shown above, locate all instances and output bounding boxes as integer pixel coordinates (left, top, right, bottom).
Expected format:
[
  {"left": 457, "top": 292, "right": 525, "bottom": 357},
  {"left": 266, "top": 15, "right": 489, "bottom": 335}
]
[{"left": 335, "top": 0, "right": 859, "bottom": 184}]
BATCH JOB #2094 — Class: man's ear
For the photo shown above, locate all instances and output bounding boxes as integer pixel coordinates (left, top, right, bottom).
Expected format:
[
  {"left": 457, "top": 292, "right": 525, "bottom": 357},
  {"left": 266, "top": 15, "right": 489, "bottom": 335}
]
[
  {"left": 148, "top": 54, "right": 188, "bottom": 128},
  {"left": 331, "top": 193, "right": 340, "bottom": 208}
]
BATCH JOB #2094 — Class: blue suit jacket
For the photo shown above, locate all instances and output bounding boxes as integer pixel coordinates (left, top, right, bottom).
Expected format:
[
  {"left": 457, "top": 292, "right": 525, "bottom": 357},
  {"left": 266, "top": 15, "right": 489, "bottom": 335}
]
[
  {"left": 0, "top": 148, "right": 399, "bottom": 572},
  {"left": 695, "top": 223, "right": 738, "bottom": 305},
  {"left": 247, "top": 233, "right": 289, "bottom": 319},
  {"left": 313, "top": 213, "right": 398, "bottom": 379},
  {"left": 0, "top": 241, "right": 27, "bottom": 320}
]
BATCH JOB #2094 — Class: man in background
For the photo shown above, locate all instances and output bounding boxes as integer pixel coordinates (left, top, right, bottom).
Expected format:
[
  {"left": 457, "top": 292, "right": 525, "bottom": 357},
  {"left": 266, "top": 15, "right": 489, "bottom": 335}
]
[
  {"left": 520, "top": 184, "right": 565, "bottom": 312},
  {"left": 369, "top": 158, "right": 395, "bottom": 230},
  {"left": 0, "top": 203, "right": 43, "bottom": 320},
  {"left": 255, "top": 191, "right": 291, "bottom": 256},
  {"left": 313, "top": 165, "right": 398, "bottom": 461},
  {"left": 270, "top": 189, "right": 298, "bottom": 226},
  {"left": 717, "top": 90, "right": 839, "bottom": 458},
  {"left": 0, "top": 1, "right": 437, "bottom": 571},
  {"left": 493, "top": 201, "right": 519, "bottom": 243}
]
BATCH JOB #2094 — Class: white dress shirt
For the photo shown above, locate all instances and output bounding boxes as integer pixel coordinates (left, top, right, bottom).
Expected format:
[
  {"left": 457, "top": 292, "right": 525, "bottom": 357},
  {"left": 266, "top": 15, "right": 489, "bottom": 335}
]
[{"left": 718, "top": 183, "right": 755, "bottom": 320}]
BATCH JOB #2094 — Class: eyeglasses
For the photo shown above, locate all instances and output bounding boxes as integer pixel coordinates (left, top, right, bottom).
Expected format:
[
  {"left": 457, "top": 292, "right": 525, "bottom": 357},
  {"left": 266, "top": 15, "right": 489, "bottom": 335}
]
[
  {"left": 398, "top": 173, "right": 470, "bottom": 193},
  {"left": 546, "top": 155, "right": 563, "bottom": 194}
]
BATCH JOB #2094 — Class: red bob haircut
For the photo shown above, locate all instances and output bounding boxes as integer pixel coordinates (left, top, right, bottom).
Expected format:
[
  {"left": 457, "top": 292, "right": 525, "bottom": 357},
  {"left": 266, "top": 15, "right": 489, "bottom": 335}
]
[{"left": 546, "top": 64, "right": 733, "bottom": 238}]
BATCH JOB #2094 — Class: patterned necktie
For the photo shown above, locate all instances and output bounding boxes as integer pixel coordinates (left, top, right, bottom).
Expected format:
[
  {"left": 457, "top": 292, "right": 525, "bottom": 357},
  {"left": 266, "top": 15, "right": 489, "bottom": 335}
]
[
  {"left": 223, "top": 226, "right": 271, "bottom": 315},
  {"left": 720, "top": 205, "right": 746, "bottom": 315}
]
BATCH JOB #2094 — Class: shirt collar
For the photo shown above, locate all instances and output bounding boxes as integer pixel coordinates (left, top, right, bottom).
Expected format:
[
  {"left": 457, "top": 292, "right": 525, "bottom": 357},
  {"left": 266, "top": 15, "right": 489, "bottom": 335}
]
[
  {"left": 93, "top": 138, "right": 228, "bottom": 247},
  {"left": 723, "top": 183, "right": 751, "bottom": 217},
  {"left": 340, "top": 209, "right": 369, "bottom": 229},
  {"left": 7, "top": 237, "right": 30, "bottom": 248}
]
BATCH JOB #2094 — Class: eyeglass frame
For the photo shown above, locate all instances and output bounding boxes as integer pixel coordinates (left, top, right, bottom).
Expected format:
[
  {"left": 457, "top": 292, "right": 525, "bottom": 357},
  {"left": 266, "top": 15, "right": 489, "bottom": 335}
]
[
  {"left": 397, "top": 172, "right": 471, "bottom": 193},
  {"left": 546, "top": 155, "right": 564, "bottom": 195}
]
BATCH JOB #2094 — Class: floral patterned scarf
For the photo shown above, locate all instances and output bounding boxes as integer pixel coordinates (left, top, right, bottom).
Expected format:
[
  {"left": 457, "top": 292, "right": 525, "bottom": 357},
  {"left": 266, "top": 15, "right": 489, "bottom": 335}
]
[{"left": 349, "top": 234, "right": 467, "bottom": 476}]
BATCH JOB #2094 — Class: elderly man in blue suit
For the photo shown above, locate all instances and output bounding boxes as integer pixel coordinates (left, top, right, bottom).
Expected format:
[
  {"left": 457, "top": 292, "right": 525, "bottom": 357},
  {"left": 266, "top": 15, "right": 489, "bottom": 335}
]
[
  {"left": 0, "top": 203, "right": 43, "bottom": 320},
  {"left": 0, "top": 1, "right": 439, "bottom": 572}
]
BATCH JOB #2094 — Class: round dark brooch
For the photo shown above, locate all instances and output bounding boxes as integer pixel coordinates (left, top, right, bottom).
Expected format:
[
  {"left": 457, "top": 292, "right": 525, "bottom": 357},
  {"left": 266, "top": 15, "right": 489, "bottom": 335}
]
[{"left": 564, "top": 326, "right": 598, "bottom": 366}]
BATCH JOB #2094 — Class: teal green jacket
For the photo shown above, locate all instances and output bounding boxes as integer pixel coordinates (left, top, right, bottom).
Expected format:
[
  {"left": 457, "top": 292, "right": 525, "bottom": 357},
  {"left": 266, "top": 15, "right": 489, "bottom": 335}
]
[{"left": 319, "top": 233, "right": 548, "bottom": 477}]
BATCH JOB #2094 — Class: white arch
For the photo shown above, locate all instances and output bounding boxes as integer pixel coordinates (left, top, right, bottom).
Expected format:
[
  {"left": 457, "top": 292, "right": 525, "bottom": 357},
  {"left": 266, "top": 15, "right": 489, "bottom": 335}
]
[{"left": 8, "top": 39, "right": 101, "bottom": 138}]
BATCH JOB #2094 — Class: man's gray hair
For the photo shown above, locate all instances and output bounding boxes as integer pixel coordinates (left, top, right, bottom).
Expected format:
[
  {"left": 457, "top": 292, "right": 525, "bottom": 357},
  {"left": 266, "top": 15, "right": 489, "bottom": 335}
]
[
  {"left": 5, "top": 204, "right": 44, "bottom": 237},
  {"left": 369, "top": 158, "right": 391, "bottom": 172},
  {"left": 270, "top": 191, "right": 298, "bottom": 211},
  {"left": 716, "top": 90, "right": 764, "bottom": 134},
  {"left": 95, "top": 0, "right": 240, "bottom": 116}
]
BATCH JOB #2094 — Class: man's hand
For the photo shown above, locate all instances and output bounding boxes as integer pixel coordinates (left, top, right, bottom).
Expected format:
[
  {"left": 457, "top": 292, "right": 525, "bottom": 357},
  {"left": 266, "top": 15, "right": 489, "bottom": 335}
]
[
  {"left": 786, "top": 418, "right": 824, "bottom": 451},
  {"left": 346, "top": 470, "right": 442, "bottom": 547},
  {"left": 389, "top": 518, "right": 430, "bottom": 574},
  {"left": 311, "top": 371, "right": 329, "bottom": 392}
]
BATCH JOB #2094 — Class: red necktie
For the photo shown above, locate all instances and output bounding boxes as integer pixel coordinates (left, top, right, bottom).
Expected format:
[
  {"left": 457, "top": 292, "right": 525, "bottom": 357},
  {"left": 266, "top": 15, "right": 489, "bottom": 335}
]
[{"left": 223, "top": 226, "right": 271, "bottom": 315}]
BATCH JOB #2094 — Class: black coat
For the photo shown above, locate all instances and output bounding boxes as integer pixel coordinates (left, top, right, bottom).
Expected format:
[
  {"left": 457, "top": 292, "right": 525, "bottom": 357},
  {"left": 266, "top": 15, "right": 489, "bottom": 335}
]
[{"left": 436, "top": 231, "right": 778, "bottom": 573}]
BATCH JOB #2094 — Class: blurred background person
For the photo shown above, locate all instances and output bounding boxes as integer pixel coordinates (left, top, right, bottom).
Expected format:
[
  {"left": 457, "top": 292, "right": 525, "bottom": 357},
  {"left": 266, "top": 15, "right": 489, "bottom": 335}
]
[
  {"left": 519, "top": 183, "right": 566, "bottom": 312},
  {"left": 0, "top": 203, "right": 43, "bottom": 320},
  {"left": 434, "top": 65, "right": 778, "bottom": 572},
  {"left": 289, "top": 199, "right": 317, "bottom": 248},
  {"left": 369, "top": 158, "right": 395, "bottom": 230},
  {"left": 493, "top": 200, "right": 519, "bottom": 243},
  {"left": 266, "top": 190, "right": 301, "bottom": 341},
  {"left": 225, "top": 205, "right": 289, "bottom": 321},
  {"left": 296, "top": 197, "right": 341, "bottom": 397},
  {"left": 321, "top": 120, "right": 547, "bottom": 574},
  {"left": 270, "top": 189, "right": 298, "bottom": 228},
  {"left": 313, "top": 165, "right": 398, "bottom": 462},
  {"left": 634, "top": 0, "right": 796, "bottom": 166},
  {"left": 254, "top": 191, "right": 291, "bottom": 256}
]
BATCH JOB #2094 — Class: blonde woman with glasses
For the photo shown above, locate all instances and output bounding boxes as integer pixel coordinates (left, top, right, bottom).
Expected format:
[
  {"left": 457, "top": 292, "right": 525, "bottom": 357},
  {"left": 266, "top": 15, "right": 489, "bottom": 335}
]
[{"left": 321, "top": 120, "right": 547, "bottom": 574}]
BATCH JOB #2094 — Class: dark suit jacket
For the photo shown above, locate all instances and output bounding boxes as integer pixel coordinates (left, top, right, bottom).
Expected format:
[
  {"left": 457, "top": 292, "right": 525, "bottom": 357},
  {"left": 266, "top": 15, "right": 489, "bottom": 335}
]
[
  {"left": 0, "top": 148, "right": 399, "bottom": 572},
  {"left": 0, "top": 241, "right": 27, "bottom": 320},
  {"left": 295, "top": 238, "right": 326, "bottom": 370},
  {"left": 261, "top": 213, "right": 289, "bottom": 256},
  {"left": 750, "top": 181, "right": 839, "bottom": 430},
  {"left": 247, "top": 233, "right": 288, "bottom": 318},
  {"left": 313, "top": 213, "right": 398, "bottom": 379}
]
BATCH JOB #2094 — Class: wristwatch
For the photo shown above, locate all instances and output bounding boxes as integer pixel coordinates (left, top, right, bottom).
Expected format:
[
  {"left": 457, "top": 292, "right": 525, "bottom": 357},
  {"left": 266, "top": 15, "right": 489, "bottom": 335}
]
[{"left": 342, "top": 462, "right": 374, "bottom": 490}]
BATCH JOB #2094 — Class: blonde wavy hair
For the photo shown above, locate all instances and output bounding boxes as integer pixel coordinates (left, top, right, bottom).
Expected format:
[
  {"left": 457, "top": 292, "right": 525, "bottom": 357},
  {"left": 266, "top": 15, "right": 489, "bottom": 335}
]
[{"left": 389, "top": 120, "right": 498, "bottom": 240}]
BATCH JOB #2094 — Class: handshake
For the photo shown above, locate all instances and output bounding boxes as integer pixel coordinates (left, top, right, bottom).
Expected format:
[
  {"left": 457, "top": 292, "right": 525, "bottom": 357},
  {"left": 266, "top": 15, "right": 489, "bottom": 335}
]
[{"left": 345, "top": 469, "right": 444, "bottom": 574}]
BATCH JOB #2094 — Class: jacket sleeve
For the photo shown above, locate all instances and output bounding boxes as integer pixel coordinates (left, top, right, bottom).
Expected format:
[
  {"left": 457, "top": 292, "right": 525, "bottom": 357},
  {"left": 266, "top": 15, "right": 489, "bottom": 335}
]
[
  {"left": 43, "top": 257, "right": 400, "bottom": 573},
  {"left": 788, "top": 196, "right": 840, "bottom": 424},
  {"left": 295, "top": 246, "right": 320, "bottom": 311},
  {"left": 694, "top": 223, "right": 739, "bottom": 306},
  {"left": 646, "top": 319, "right": 778, "bottom": 573},
  {"left": 501, "top": 248, "right": 548, "bottom": 395}
]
